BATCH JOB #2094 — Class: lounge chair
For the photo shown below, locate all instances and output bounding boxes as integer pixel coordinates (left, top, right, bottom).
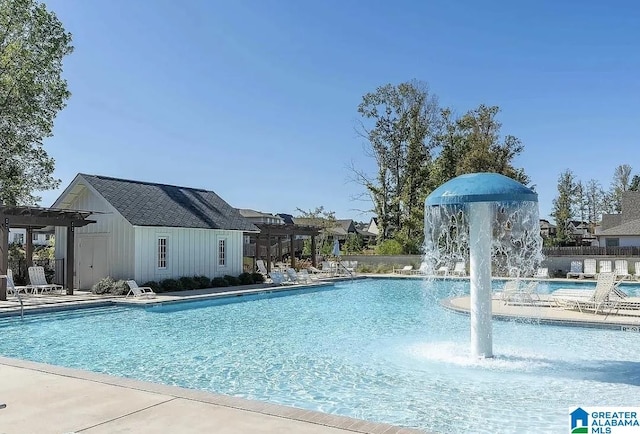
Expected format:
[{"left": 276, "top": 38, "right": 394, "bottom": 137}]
[
  {"left": 296, "top": 269, "right": 315, "bottom": 283},
  {"left": 534, "top": 268, "right": 549, "bottom": 279},
  {"left": 566, "top": 261, "right": 583, "bottom": 279},
  {"left": 125, "top": 280, "right": 156, "bottom": 298},
  {"left": 451, "top": 262, "right": 466, "bottom": 277},
  {"left": 635, "top": 262, "right": 640, "bottom": 281},
  {"left": 394, "top": 265, "right": 414, "bottom": 275},
  {"left": 307, "top": 265, "right": 332, "bottom": 277},
  {"left": 1, "top": 271, "right": 30, "bottom": 297},
  {"left": 269, "top": 270, "right": 293, "bottom": 285},
  {"left": 28, "top": 266, "right": 64, "bottom": 294},
  {"left": 256, "top": 259, "right": 269, "bottom": 276},
  {"left": 615, "top": 260, "right": 631, "bottom": 280},
  {"left": 498, "top": 280, "right": 540, "bottom": 305},
  {"left": 581, "top": 259, "right": 597, "bottom": 279},
  {"left": 553, "top": 272, "right": 625, "bottom": 316},
  {"left": 598, "top": 260, "right": 612, "bottom": 275},
  {"left": 435, "top": 265, "right": 449, "bottom": 276}
]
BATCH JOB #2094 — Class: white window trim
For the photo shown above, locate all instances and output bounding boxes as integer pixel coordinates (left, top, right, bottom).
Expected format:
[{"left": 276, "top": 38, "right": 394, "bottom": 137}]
[
  {"left": 157, "top": 236, "right": 168, "bottom": 269},
  {"left": 218, "top": 238, "right": 227, "bottom": 267}
]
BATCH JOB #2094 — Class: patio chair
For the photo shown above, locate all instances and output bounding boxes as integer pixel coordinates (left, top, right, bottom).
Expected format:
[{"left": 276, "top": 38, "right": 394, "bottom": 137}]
[
  {"left": 268, "top": 270, "right": 293, "bottom": 285},
  {"left": 566, "top": 261, "right": 583, "bottom": 279},
  {"left": 451, "top": 262, "right": 466, "bottom": 277},
  {"left": 635, "top": 262, "right": 640, "bottom": 281},
  {"left": 534, "top": 268, "right": 549, "bottom": 279},
  {"left": 1, "top": 271, "right": 30, "bottom": 297},
  {"left": 296, "top": 269, "right": 315, "bottom": 283},
  {"left": 126, "top": 280, "right": 156, "bottom": 298},
  {"left": 581, "top": 259, "right": 597, "bottom": 279},
  {"left": 394, "top": 265, "right": 414, "bottom": 275},
  {"left": 28, "top": 266, "right": 63, "bottom": 294},
  {"left": 503, "top": 281, "right": 540, "bottom": 305},
  {"left": 598, "top": 260, "right": 612, "bottom": 275},
  {"left": 307, "top": 265, "right": 332, "bottom": 277},
  {"left": 553, "top": 272, "right": 625, "bottom": 317},
  {"left": 435, "top": 265, "right": 449, "bottom": 276},
  {"left": 256, "top": 259, "right": 269, "bottom": 276},
  {"left": 615, "top": 260, "right": 631, "bottom": 280}
]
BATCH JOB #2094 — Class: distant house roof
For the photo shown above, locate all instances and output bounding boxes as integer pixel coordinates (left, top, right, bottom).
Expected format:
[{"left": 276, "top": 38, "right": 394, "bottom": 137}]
[
  {"left": 60, "top": 174, "right": 259, "bottom": 231},
  {"left": 597, "top": 218, "right": 640, "bottom": 237}
]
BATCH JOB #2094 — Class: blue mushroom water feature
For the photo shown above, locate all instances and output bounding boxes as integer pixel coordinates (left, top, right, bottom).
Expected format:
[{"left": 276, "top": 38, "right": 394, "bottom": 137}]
[{"left": 424, "top": 173, "right": 543, "bottom": 358}]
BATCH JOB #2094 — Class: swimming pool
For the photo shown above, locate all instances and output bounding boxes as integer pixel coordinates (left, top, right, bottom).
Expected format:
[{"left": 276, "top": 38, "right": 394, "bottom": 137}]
[{"left": 1, "top": 278, "right": 639, "bottom": 433}]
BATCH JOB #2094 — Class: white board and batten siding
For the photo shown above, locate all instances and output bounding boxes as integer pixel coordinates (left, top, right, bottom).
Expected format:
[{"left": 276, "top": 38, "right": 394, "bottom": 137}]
[
  {"left": 134, "top": 226, "right": 244, "bottom": 283},
  {"left": 54, "top": 184, "right": 135, "bottom": 289}
]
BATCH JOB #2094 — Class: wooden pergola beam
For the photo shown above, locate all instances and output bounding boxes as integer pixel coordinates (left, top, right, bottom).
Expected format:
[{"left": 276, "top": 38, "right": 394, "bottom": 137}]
[{"left": 0, "top": 205, "right": 96, "bottom": 300}]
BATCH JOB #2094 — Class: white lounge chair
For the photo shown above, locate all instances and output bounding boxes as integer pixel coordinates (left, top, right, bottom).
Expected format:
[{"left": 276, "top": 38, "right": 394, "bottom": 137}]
[
  {"left": 435, "top": 265, "right": 449, "bottom": 276},
  {"left": 125, "top": 280, "right": 156, "bottom": 298},
  {"left": 598, "top": 260, "right": 612, "bottom": 275},
  {"left": 581, "top": 259, "right": 597, "bottom": 279},
  {"left": 635, "top": 262, "right": 640, "bottom": 281},
  {"left": 553, "top": 272, "right": 625, "bottom": 316},
  {"left": 268, "top": 270, "right": 293, "bottom": 285},
  {"left": 615, "top": 260, "right": 630, "bottom": 280},
  {"left": 451, "top": 262, "right": 466, "bottom": 277},
  {"left": 566, "top": 261, "right": 582, "bottom": 279},
  {"left": 307, "top": 265, "right": 332, "bottom": 277},
  {"left": 394, "top": 265, "right": 414, "bottom": 275},
  {"left": 256, "top": 259, "right": 269, "bottom": 276},
  {"left": 28, "top": 266, "right": 63, "bottom": 294},
  {"left": 534, "top": 267, "right": 549, "bottom": 279},
  {"left": 498, "top": 280, "right": 540, "bottom": 305}
]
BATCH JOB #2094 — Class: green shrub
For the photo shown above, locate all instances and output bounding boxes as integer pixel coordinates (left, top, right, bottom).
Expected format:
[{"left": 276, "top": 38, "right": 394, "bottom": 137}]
[
  {"left": 141, "top": 281, "right": 160, "bottom": 292},
  {"left": 194, "top": 275, "right": 211, "bottom": 289},
  {"left": 238, "top": 272, "right": 253, "bottom": 285},
  {"left": 375, "top": 263, "right": 394, "bottom": 274},
  {"left": 358, "top": 263, "right": 374, "bottom": 273},
  {"left": 376, "top": 239, "right": 403, "bottom": 255},
  {"left": 223, "top": 275, "right": 240, "bottom": 286},
  {"left": 160, "top": 278, "right": 182, "bottom": 292},
  {"left": 179, "top": 276, "right": 196, "bottom": 290},
  {"left": 211, "top": 277, "right": 229, "bottom": 287},
  {"left": 91, "top": 277, "right": 116, "bottom": 295},
  {"left": 111, "top": 279, "right": 129, "bottom": 296},
  {"left": 251, "top": 272, "right": 265, "bottom": 284}
]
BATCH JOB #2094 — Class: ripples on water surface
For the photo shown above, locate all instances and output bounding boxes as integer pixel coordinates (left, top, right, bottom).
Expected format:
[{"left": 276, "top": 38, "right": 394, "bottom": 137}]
[{"left": 1, "top": 278, "right": 639, "bottom": 433}]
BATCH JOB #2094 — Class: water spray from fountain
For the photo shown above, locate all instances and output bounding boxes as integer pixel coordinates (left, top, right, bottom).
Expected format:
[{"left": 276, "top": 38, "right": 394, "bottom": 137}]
[{"left": 423, "top": 173, "right": 544, "bottom": 358}]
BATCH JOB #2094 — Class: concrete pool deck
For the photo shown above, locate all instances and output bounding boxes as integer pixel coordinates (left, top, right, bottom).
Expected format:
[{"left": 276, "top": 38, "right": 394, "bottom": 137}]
[{"left": 0, "top": 357, "right": 424, "bottom": 434}]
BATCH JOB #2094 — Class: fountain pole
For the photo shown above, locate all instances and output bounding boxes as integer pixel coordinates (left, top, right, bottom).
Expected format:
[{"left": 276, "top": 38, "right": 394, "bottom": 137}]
[{"left": 468, "top": 202, "right": 493, "bottom": 358}]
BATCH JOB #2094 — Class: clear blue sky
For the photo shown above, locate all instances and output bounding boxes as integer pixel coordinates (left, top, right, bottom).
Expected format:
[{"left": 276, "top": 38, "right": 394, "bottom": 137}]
[{"left": 41, "top": 0, "right": 640, "bottom": 223}]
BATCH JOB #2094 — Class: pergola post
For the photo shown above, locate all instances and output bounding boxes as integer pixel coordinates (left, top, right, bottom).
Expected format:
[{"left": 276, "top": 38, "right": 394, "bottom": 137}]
[
  {"left": 311, "top": 235, "right": 317, "bottom": 266},
  {"left": 265, "top": 229, "right": 272, "bottom": 272},
  {"left": 0, "top": 217, "right": 8, "bottom": 301},
  {"left": 289, "top": 233, "right": 295, "bottom": 269},
  {"left": 255, "top": 236, "right": 262, "bottom": 271},
  {"left": 65, "top": 223, "right": 75, "bottom": 295},
  {"left": 277, "top": 237, "right": 283, "bottom": 262},
  {"left": 25, "top": 227, "right": 34, "bottom": 270}
]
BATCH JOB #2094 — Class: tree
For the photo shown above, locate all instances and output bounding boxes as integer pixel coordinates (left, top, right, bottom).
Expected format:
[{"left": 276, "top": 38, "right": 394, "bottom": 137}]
[
  {"left": 296, "top": 206, "right": 336, "bottom": 257},
  {"left": 0, "top": 0, "right": 73, "bottom": 205},
  {"left": 353, "top": 80, "right": 439, "bottom": 250},
  {"left": 609, "top": 164, "right": 633, "bottom": 212},
  {"left": 448, "top": 104, "right": 529, "bottom": 185},
  {"left": 551, "top": 169, "right": 576, "bottom": 245},
  {"left": 585, "top": 179, "right": 605, "bottom": 232},
  {"left": 630, "top": 175, "right": 640, "bottom": 192}
]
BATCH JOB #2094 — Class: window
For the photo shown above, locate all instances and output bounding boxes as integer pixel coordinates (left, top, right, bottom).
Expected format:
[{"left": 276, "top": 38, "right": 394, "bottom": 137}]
[
  {"left": 32, "top": 232, "right": 38, "bottom": 241},
  {"left": 605, "top": 238, "right": 619, "bottom": 247},
  {"left": 157, "top": 237, "right": 167, "bottom": 269},
  {"left": 218, "top": 239, "right": 226, "bottom": 266}
]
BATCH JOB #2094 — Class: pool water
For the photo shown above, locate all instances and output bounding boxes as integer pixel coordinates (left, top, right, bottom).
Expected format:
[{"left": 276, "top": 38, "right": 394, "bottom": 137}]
[{"left": 1, "top": 278, "right": 639, "bottom": 433}]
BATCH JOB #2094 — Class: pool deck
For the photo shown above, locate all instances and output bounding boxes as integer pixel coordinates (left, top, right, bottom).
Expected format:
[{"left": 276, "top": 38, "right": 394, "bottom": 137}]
[{"left": 0, "top": 279, "right": 426, "bottom": 434}]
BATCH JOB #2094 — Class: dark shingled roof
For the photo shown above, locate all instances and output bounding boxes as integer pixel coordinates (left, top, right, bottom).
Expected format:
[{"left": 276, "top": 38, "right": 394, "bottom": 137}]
[{"left": 80, "top": 174, "right": 259, "bottom": 231}]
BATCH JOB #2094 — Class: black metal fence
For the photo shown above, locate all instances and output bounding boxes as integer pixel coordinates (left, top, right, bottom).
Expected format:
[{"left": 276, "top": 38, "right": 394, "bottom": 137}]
[
  {"left": 7, "top": 258, "right": 57, "bottom": 285},
  {"left": 542, "top": 246, "right": 640, "bottom": 257}
]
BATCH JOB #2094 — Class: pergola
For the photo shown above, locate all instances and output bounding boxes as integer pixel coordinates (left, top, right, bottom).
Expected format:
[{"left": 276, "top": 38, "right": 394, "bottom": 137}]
[
  {"left": 0, "top": 205, "right": 96, "bottom": 300},
  {"left": 251, "top": 223, "right": 321, "bottom": 272}
]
